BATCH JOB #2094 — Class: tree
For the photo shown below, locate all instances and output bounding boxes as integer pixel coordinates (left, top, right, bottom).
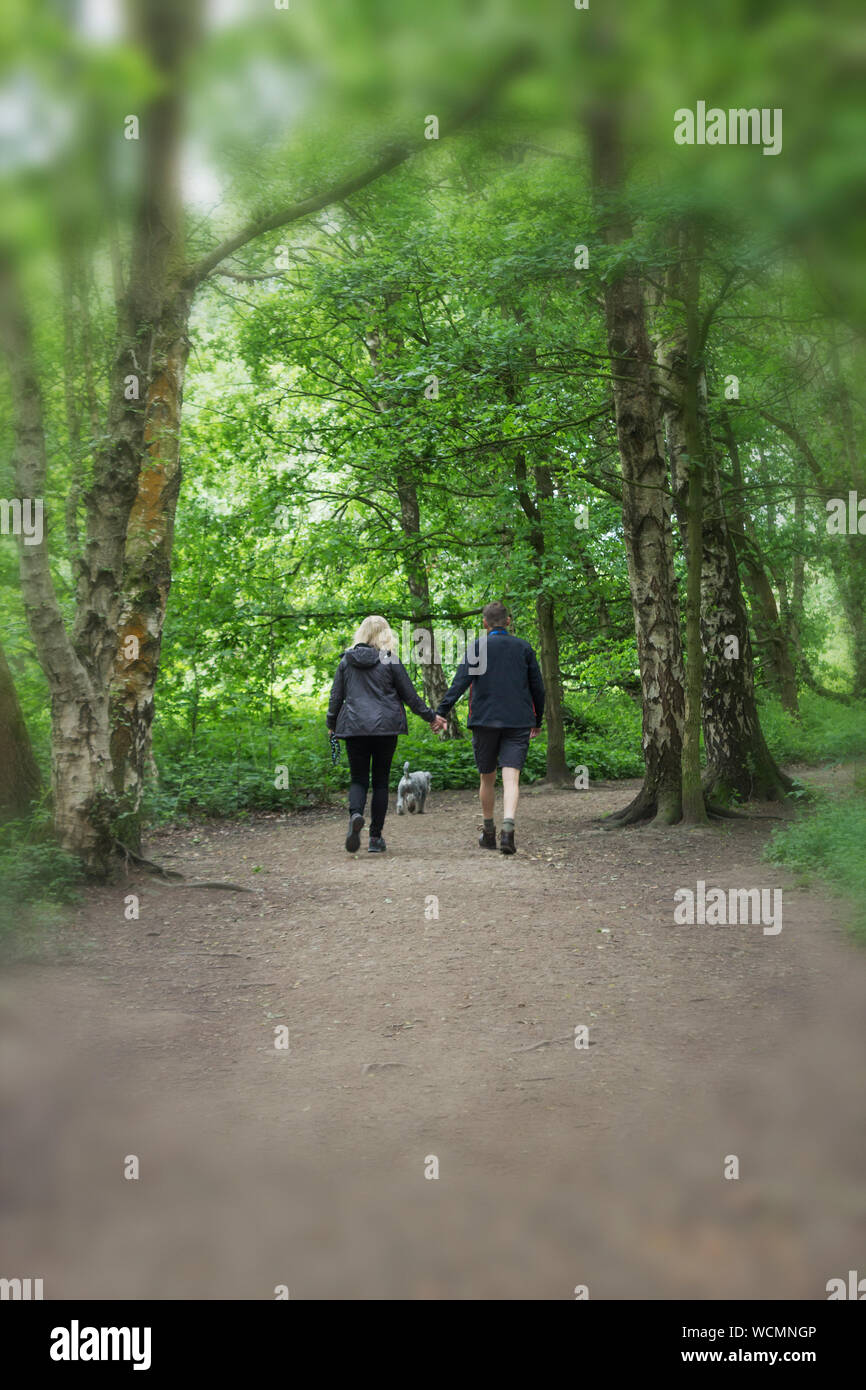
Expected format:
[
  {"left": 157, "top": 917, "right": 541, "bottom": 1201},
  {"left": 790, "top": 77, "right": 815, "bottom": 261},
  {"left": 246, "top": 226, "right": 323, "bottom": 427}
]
[
  {"left": 722, "top": 413, "right": 799, "bottom": 717},
  {"left": 0, "top": 640, "right": 40, "bottom": 822},
  {"left": 0, "top": 0, "right": 520, "bottom": 869},
  {"left": 654, "top": 232, "right": 793, "bottom": 805},
  {"left": 363, "top": 304, "right": 461, "bottom": 733},
  {"left": 588, "top": 104, "right": 685, "bottom": 825}
]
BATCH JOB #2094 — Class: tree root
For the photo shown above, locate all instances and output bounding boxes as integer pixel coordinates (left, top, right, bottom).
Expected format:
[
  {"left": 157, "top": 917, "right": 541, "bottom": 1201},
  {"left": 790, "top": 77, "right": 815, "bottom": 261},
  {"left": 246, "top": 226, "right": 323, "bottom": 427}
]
[
  {"left": 113, "top": 840, "right": 254, "bottom": 892},
  {"left": 598, "top": 795, "right": 786, "bottom": 828},
  {"left": 598, "top": 793, "right": 657, "bottom": 829},
  {"left": 705, "top": 802, "right": 749, "bottom": 820},
  {"left": 702, "top": 764, "right": 795, "bottom": 804}
]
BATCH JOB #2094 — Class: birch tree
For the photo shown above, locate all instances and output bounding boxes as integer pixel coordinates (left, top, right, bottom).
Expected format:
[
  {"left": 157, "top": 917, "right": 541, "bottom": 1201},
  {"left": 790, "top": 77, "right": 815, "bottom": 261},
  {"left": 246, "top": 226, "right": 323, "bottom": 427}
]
[{"left": 0, "top": 0, "right": 519, "bottom": 869}]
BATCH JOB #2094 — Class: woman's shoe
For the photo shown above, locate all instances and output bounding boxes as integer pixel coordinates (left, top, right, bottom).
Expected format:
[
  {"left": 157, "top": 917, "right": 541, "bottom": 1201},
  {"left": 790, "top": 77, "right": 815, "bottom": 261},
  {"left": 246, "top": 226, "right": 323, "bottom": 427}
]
[
  {"left": 346, "top": 812, "right": 364, "bottom": 853},
  {"left": 368, "top": 835, "right": 387, "bottom": 853}
]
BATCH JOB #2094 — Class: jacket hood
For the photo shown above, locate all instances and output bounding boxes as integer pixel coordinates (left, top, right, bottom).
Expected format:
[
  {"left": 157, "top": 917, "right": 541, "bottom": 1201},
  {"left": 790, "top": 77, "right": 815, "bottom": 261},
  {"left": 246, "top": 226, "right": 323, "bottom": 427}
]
[{"left": 344, "top": 643, "right": 385, "bottom": 668}]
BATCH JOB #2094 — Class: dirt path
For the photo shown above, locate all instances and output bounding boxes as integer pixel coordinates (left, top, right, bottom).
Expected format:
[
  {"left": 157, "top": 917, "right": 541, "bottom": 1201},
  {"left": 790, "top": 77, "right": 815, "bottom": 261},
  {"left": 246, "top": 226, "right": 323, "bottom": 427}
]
[{"left": 2, "top": 768, "right": 864, "bottom": 1299}]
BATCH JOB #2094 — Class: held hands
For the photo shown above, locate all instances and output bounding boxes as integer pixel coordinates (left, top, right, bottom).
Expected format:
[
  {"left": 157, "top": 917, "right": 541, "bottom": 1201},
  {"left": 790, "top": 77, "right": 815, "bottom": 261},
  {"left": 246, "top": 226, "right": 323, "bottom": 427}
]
[
  {"left": 529, "top": 727, "right": 541, "bottom": 739},
  {"left": 431, "top": 714, "right": 447, "bottom": 733}
]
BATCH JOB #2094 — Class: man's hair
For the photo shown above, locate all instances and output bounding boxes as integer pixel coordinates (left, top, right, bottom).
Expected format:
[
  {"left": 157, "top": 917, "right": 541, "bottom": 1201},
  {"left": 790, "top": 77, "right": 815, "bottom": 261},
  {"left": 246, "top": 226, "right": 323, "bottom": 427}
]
[{"left": 482, "top": 601, "right": 510, "bottom": 628}]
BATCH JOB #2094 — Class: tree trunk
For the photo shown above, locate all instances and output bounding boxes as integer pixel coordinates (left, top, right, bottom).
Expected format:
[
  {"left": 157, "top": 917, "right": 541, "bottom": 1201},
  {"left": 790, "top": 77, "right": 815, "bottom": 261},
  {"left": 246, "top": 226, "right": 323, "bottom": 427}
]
[
  {"left": 535, "top": 591, "right": 570, "bottom": 782},
  {"left": 533, "top": 466, "right": 570, "bottom": 784},
  {"left": 588, "top": 108, "right": 684, "bottom": 825},
  {"left": 395, "top": 470, "right": 462, "bottom": 738},
  {"left": 678, "top": 235, "right": 708, "bottom": 825},
  {"left": 675, "top": 445, "right": 791, "bottom": 801},
  {"left": 0, "top": 641, "right": 41, "bottom": 821},
  {"left": 106, "top": 3, "right": 197, "bottom": 849},
  {"left": 722, "top": 414, "right": 799, "bottom": 715},
  {"left": 364, "top": 302, "right": 460, "bottom": 739},
  {"left": 0, "top": 257, "right": 114, "bottom": 872},
  {"left": 738, "top": 545, "right": 799, "bottom": 713},
  {"left": 700, "top": 458, "right": 794, "bottom": 802},
  {"left": 829, "top": 334, "right": 866, "bottom": 695},
  {"left": 761, "top": 408, "right": 866, "bottom": 698},
  {"left": 0, "top": 0, "right": 201, "bottom": 869},
  {"left": 364, "top": 301, "right": 460, "bottom": 737},
  {"left": 503, "top": 311, "right": 568, "bottom": 784},
  {"left": 654, "top": 256, "right": 791, "bottom": 808},
  {"left": 110, "top": 287, "right": 193, "bottom": 848},
  {"left": 513, "top": 457, "right": 570, "bottom": 783},
  {"left": 789, "top": 485, "right": 805, "bottom": 689},
  {"left": 572, "top": 530, "right": 612, "bottom": 635}
]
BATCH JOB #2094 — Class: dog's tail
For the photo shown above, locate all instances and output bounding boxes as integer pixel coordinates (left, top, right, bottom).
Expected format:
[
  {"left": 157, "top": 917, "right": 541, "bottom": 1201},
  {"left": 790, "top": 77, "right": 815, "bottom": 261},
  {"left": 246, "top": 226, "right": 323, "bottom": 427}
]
[{"left": 403, "top": 761, "right": 410, "bottom": 775}]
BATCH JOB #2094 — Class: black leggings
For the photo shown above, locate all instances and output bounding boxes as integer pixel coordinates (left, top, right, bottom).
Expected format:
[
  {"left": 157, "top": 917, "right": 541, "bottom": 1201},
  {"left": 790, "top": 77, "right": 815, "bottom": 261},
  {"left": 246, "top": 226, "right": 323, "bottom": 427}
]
[{"left": 344, "top": 735, "right": 398, "bottom": 836}]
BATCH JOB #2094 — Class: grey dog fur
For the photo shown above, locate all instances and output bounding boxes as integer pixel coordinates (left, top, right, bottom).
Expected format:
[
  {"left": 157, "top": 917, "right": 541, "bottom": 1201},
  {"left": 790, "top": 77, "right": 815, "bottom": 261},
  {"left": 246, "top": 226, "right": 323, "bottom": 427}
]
[{"left": 396, "top": 760, "right": 432, "bottom": 815}]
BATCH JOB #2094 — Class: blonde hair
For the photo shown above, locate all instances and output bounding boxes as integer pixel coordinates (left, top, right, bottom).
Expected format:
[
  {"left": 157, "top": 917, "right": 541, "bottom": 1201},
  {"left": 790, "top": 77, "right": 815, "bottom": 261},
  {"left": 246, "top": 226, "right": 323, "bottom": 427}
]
[{"left": 351, "top": 614, "right": 396, "bottom": 654}]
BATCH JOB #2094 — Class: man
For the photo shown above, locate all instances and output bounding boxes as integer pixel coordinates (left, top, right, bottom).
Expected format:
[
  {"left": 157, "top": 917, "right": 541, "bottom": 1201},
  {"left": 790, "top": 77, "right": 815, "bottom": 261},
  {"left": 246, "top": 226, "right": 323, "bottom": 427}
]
[{"left": 435, "top": 601, "right": 545, "bottom": 855}]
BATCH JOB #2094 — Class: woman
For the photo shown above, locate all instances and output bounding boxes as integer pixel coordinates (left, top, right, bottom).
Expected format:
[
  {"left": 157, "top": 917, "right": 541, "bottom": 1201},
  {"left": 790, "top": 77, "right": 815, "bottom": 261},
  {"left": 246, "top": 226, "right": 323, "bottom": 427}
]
[{"left": 327, "top": 615, "right": 445, "bottom": 853}]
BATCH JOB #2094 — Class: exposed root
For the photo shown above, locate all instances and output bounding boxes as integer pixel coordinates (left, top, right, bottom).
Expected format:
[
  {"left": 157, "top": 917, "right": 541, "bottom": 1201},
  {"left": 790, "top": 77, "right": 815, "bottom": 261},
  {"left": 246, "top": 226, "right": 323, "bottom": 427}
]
[
  {"left": 705, "top": 802, "right": 749, "bottom": 821},
  {"left": 702, "top": 765, "right": 795, "bottom": 804},
  {"left": 598, "top": 799, "right": 657, "bottom": 829},
  {"left": 597, "top": 792, "right": 785, "bottom": 830},
  {"left": 113, "top": 840, "right": 254, "bottom": 892}
]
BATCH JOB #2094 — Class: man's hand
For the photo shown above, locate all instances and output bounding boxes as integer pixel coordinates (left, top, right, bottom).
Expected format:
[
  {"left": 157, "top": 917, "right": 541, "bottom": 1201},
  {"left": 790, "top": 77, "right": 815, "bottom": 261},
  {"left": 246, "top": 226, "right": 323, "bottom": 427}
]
[
  {"left": 431, "top": 714, "right": 447, "bottom": 733},
  {"left": 529, "top": 727, "right": 541, "bottom": 739}
]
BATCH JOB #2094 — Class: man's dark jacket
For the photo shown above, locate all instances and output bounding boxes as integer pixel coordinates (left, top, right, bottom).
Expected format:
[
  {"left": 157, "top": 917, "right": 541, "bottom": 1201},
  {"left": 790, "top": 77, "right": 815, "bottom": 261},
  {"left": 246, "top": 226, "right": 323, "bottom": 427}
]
[
  {"left": 327, "top": 644, "right": 435, "bottom": 737},
  {"left": 436, "top": 631, "right": 545, "bottom": 728}
]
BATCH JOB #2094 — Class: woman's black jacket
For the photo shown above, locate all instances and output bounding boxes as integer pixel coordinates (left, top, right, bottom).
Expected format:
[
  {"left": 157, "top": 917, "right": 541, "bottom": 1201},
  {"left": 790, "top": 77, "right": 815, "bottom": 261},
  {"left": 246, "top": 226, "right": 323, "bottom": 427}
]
[{"left": 327, "top": 644, "right": 435, "bottom": 737}]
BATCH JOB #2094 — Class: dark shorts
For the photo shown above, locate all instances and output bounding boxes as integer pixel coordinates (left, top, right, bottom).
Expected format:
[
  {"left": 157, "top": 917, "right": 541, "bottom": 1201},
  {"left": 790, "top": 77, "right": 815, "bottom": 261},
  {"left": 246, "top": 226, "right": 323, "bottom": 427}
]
[{"left": 471, "top": 726, "right": 532, "bottom": 775}]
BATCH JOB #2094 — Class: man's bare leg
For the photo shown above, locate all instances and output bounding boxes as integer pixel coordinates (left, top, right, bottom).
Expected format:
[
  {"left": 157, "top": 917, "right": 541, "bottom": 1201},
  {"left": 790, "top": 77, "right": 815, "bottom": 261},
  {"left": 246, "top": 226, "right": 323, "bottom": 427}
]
[
  {"left": 479, "top": 770, "right": 496, "bottom": 820},
  {"left": 502, "top": 767, "right": 520, "bottom": 822}
]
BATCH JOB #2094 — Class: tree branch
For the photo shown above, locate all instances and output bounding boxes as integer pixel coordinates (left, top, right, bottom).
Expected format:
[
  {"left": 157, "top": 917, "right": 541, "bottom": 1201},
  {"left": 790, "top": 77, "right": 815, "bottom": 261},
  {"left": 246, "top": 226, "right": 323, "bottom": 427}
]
[
  {"left": 0, "top": 255, "right": 90, "bottom": 699},
  {"left": 215, "top": 269, "right": 288, "bottom": 284},
  {"left": 183, "top": 50, "right": 528, "bottom": 289}
]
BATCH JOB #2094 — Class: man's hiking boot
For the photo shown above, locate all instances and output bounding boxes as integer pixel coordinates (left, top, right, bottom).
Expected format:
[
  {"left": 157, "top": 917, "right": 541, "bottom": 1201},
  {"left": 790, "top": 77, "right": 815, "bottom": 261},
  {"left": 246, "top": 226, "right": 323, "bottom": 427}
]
[
  {"left": 499, "top": 827, "right": 516, "bottom": 855},
  {"left": 479, "top": 825, "right": 497, "bottom": 850},
  {"left": 368, "top": 835, "right": 387, "bottom": 853},
  {"left": 345, "top": 812, "right": 364, "bottom": 853}
]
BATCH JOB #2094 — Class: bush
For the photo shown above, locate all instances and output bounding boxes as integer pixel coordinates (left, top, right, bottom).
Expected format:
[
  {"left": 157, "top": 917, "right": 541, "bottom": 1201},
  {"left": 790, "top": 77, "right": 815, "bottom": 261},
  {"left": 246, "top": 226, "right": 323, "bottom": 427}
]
[
  {"left": 392, "top": 689, "right": 644, "bottom": 785},
  {"left": 146, "top": 719, "right": 345, "bottom": 820},
  {"left": 760, "top": 691, "right": 866, "bottom": 766},
  {"left": 147, "top": 687, "right": 645, "bottom": 820},
  {"left": 764, "top": 791, "right": 866, "bottom": 943},
  {"left": 0, "top": 818, "right": 83, "bottom": 946}
]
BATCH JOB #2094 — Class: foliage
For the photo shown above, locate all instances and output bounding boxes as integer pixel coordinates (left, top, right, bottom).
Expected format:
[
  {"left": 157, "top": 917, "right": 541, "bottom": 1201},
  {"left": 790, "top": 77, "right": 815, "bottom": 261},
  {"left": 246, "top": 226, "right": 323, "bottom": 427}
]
[
  {"left": 759, "top": 693, "right": 866, "bottom": 767},
  {"left": 1, "top": 0, "right": 864, "bottom": 931},
  {"left": 0, "top": 815, "right": 83, "bottom": 943},
  {"left": 765, "top": 790, "right": 866, "bottom": 943},
  {"left": 144, "top": 689, "right": 644, "bottom": 821}
]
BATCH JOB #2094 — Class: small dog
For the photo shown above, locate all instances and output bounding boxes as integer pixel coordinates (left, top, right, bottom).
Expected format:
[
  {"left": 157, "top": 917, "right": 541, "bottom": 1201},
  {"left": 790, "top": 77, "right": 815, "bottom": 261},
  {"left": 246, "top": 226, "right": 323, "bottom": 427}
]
[{"left": 396, "top": 761, "right": 432, "bottom": 815}]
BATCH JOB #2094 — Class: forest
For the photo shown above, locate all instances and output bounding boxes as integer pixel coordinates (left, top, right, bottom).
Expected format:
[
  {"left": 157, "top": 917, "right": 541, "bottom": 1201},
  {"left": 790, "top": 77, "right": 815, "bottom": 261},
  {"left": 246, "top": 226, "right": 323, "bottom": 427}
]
[
  {"left": 1, "top": 0, "right": 866, "bottom": 1311},
  {"left": 1, "top": 0, "right": 864, "bottom": 930}
]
